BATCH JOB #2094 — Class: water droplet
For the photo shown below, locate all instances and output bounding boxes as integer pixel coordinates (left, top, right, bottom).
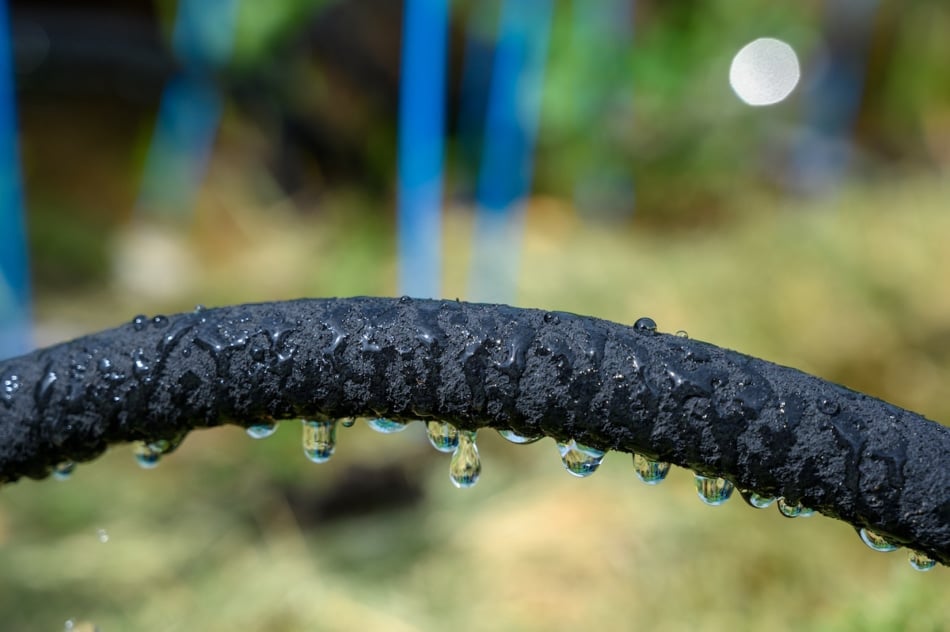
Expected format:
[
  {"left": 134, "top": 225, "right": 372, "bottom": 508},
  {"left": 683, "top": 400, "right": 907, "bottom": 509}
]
[
  {"left": 741, "top": 490, "right": 776, "bottom": 509},
  {"left": 859, "top": 528, "right": 898, "bottom": 552},
  {"left": 426, "top": 421, "right": 459, "bottom": 453},
  {"left": 632, "top": 453, "right": 670, "bottom": 484},
  {"left": 818, "top": 397, "right": 839, "bottom": 415},
  {"left": 498, "top": 429, "right": 542, "bottom": 444},
  {"left": 367, "top": 417, "right": 408, "bottom": 434},
  {"left": 340, "top": 417, "right": 357, "bottom": 428},
  {"left": 557, "top": 439, "right": 606, "bottom": 477},
  {"left": 132, "top": 315, "right": 147, "bottom": 331},
  {"left": 246, "top": 422, "right": 277, "bottom": 439},
  {"left": 633, "top": 317, "right": 657, "bottom": 334},
  {"left": 64, "top": 620, "right": 75, "bottom": 631},
  {"left": 302, "top": 419, "right": 337, "bottom": 463},
  {"left": 777, "top": 497, "right": 813, "bottom": 518},
  {"left": 675, "top": 330, "right": 689, "bottom": 338},
  {"left": 151, "top": 315, "right": 169, "bottom": 328},
  {"left": 694, "top": 475, "right": 735, "bottom": 506},
  {"left": 449, "top": 430, "right": 481, "bottom": 488},
  {"left": 96, "top": 528, "right": 109, "bottom": 543},
  {"left": 133, "top": 442, "right": 162, "bottom": 469},
  {"left": 52, "top": 461, "right": 76, "bottom": 481},
  {"left": 908, "top": 550, "right": 937, "bottom": 572}
]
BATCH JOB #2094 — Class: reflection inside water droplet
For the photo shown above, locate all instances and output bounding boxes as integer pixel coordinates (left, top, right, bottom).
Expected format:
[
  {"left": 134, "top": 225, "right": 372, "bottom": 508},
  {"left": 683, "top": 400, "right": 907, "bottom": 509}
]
[
  {"left": 450, "top": 430, "right": 481, "bottom": 488},
  {"left": 632, "top": 453, "right": 670, "bottom": 485},
  {"left": 246, "top": 421, "right": 277, "bottom": 439},
  {"left": 695, "top": 475, "right": 734, "bottom": 506},
  {"left": 426, "top": 420, "right": 459, "bottom": 453},
  {"left": 741, "top": 490, "right": 775, "bottom": 509},
  {"left": 859, "top": 527, "right": 899, "bottom": 552},
  {"left": 340, "top": 417, "right": 357, "bottom": 428},
  {"left": 302, "top": 419, "right": 337, "bottom": 463},
  {"left": 633, "top": 317, "right": 657, "bottom": 334},
  {"left": 133, "top": 442, "right": 162, "bottom": 469},
  {"left": 52, "top": 461, "right": 76, "bottom": 481},
  {"left": 498, "top": 429, "right": 541, "bottom": 444},
  {"left": 777, "top": 497, "right": 813, "bottom": 518},
  {"left": 908, "top": 550, "right": 936, "bottom": 571},
  {"left": 367, "top": 417, "right": 408, "bottom": 434},
  {"left": 557, "top": 439, "right": 606, "bottom": 477}
]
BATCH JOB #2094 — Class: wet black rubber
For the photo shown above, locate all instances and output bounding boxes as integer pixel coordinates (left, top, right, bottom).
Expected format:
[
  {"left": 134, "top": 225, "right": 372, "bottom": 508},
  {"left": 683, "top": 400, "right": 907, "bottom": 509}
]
[{"left": 0, "top": 296, "right": 947, "bottom": 565}]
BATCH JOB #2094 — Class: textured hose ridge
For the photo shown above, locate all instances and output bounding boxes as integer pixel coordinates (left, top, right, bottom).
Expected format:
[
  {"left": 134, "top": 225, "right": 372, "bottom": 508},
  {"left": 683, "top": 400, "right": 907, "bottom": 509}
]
[{"left": 0, "top": 296, "right": 948, "bottom": 564}]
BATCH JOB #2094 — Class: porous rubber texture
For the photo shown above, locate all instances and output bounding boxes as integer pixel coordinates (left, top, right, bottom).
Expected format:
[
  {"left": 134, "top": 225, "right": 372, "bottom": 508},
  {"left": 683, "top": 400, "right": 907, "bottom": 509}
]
[{"left": 0, "top": 297, "right": 947, "bottom": 564}]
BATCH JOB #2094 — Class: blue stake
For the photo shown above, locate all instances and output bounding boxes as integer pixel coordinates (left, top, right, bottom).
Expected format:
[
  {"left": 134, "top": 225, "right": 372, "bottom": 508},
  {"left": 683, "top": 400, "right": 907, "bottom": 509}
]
[
  {"left": 0, "top": 0, "right": 32, "bottom": 358},
  {"left": 468, "top": 0, "right": 553, "bottom": 303},
  {"left": 397, "top": 0, "right": 450, "bottom": 299},
  {"left": 137, "top": 0, "right": 238, "bottom": 219}
]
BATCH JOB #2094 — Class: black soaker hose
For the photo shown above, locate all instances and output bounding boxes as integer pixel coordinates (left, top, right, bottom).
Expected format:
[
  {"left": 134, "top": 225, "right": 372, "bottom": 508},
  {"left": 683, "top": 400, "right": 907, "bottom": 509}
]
[{"left": 0, "top": 297, "right": 947, "bottom": 565}]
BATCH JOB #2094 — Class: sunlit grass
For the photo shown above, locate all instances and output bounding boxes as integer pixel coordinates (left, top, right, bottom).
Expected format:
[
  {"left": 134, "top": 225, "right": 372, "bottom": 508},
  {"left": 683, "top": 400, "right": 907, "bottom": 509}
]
[{"left": 4, "top": 175, "right": 949, "bottom": 630}]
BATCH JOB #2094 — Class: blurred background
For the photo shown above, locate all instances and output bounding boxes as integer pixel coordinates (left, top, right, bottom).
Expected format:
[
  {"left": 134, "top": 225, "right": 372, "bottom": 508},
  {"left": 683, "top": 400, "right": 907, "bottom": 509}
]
[{"left": 1, "top": 0, "right": 948, "bottom": 629}]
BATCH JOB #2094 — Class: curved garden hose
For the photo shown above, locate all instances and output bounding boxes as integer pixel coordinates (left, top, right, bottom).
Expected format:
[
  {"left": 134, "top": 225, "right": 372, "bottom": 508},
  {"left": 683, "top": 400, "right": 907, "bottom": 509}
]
[{"left": 0, "top": 296, "right": 947, "bottom": 568}]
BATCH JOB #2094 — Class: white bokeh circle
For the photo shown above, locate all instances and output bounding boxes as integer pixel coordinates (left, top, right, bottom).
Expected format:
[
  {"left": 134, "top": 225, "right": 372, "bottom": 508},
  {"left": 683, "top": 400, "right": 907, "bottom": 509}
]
[{"left": 729, "top": 38, "right": 801, "bottom": 106}]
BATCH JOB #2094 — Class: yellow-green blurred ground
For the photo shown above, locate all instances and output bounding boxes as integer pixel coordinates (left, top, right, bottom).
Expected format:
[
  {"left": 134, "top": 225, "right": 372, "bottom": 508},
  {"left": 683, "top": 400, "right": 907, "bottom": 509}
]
[{"left": 2, "top": 174, "right": 949, "bottom": 631}]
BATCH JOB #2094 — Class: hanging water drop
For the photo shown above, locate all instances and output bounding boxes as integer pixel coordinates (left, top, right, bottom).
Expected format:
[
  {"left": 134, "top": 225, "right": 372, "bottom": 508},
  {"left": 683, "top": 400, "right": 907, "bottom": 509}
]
[
  {"left": 632, "top": 453, "right": 670, "bottom": 485},
  {"left": 302, "top": 419, "right": 337, "bottom": 463},
  {"left": 341, "top": 417, "right": 357, "bottom": 428},
  {"left": 859, "top": 528, "right": 899, "bottom": 552},
  {"left": 907, "top": 550, "right": 936, "bottom": 572},
  {"left": 426, "top": 420, "right": 459, "bottom": 453},
  {"left": 498, "top": 429, "right": 542, "bottom": 444},
  {"left": 777, "top": 498, "right": 813, "bottom": 518},
  {"left": 133, "top": 442, "right": 162, "bottom": 469},
  {"left": 694, "top": 475, "right": 735, "bottom": 506},
  {"left": 52, "top": 461, "right": 76, "bottom": 481},
  {"left": 367, "top": 417, "right": 408, "bottom": 434},
  {"left": 741, "top": 490, "right": 775, "bottom": 509},
  {"left": 557, "top": 439, "right": 606, "bottom": 478},
  {"left": 449, "top": 430, "right": 481, "bottom": 488},
  {"left": 246, "top": 421, "right": 277, "bottom": 439},
  {"left": 633, "top": 317, "right": 657, "bottom": 334}
]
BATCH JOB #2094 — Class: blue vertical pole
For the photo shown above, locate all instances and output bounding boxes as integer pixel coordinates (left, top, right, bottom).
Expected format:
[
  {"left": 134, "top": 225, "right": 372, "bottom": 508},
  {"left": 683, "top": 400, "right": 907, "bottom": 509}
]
[
  {"left": 468, "top": 0, "right": 553, "bottom": 303},
  {"left": 137, "top": 0, "right": 238, "bottom": 219},
  {"left": 397, "top": 0, "right": 450, "bottom": 299},
  {"left": 0, "top": 0, "right": 32, "bottom": 358}
]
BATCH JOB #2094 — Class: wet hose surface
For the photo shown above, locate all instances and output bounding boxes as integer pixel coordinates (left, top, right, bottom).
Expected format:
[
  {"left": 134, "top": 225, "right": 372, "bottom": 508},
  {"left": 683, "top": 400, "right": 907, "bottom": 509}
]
[{"left": 0, "top": 296, "right": 947, "bottom": 565}]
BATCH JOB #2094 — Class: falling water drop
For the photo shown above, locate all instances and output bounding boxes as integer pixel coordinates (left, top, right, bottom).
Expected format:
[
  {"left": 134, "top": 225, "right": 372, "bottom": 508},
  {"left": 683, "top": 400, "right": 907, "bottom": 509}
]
[
  {"left": 246, "top": 421, "right": 278, "bottom": 439},
  {"left": 498, "top": 429, "right": 542, "bottom": 444},
  {"left": 741, "top": 490, "right": 776, "bottom": 509},
  {"left": 449, "top": 430, "right": 481, "bottom": 488},
  {"left": 340, "top": 417, "right": 357, "bottom": 428},
  {"left": 859, "top": 528, "right": 899, "bottom": 552},
  {"left": 907, "top": 550, "right": 936, "bottom": 572},
  {"left": 367, "top": 417, "right": 408, "bottom": 434},
  {"left": 302, "top": 419, "right": 337, "bottom": 463},
  {"left": 632, "top": 453, "right": 670, "bottom": 485},
  {"left": 52, "top": 461, "right": 76, "bottom": 481},
  {"left": 694, "top": 475, "right": 735, "bottom": 506},
  {"left": 133, "top": 442, "right": 162, "bottom": 469},
  {"left": 633, "top": 317, "right": 657, "bottom": 334},
  {"left": 557, "top": 440, "right": 606, "bottom": 478},
  {"left": 777, "top": 498, "right": 813, "bottom": 518},
  {"left": 426, "top": 421, "right": 460, "bottom": 453}
]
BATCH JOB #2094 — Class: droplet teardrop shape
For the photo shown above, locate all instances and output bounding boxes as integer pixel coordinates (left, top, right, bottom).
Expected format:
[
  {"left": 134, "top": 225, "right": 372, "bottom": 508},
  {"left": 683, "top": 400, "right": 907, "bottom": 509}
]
[
  {"left": 367, "top": 417, "right": 408, "bottom": 434},
  {"left": 246, "top": 421, "right": 278, "bottom": 439},
  {"left": 449, "top": 430, "right": 481, "bottom": 488},
  {"left": 859, "top": 528, "right": 899, "bottom": 553},
  {"left": 557, "top": 440, "right": 606, "bottom": 478},
  {"left": 498, "top": 429, "right": 542, "bottom": 444},
  {"left": 777, "top": 498, "right": 814, "bottom": 518},
  {"left": 741, "top": 490, "right": 776, "bottom": 509},
  {"left": 302, "top": 419, "right": 337, "bottom": 463},
  {"left": 632, "top": 453, "right": 670, "bottom": 485},
  {"left": 426, "top": 420, "right": 460, "bottom": 453},
  {"left": 52, "top": 461, "right": 76, "bottom": 481},
  {"left": 694, "top": 475, "right": 734, "bottom": 506},
  {"left": 907, "top": 550, "right": 936, "bottom": 572}
]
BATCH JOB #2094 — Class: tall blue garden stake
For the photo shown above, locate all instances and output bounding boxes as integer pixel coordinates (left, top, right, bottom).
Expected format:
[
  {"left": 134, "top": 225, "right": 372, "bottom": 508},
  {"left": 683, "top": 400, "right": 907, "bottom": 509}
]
[
  {"left": 468, "top": 0, "right": 553, "bottom": 303},
  {"left": 397, "top": 0, "right": 450, "bottom": 299},
  {"left": 0, "top": 0, "right": 32, "bottom": 359},
  {"left": 137, "top": 0, "right": 239, "bottom": 219}
]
